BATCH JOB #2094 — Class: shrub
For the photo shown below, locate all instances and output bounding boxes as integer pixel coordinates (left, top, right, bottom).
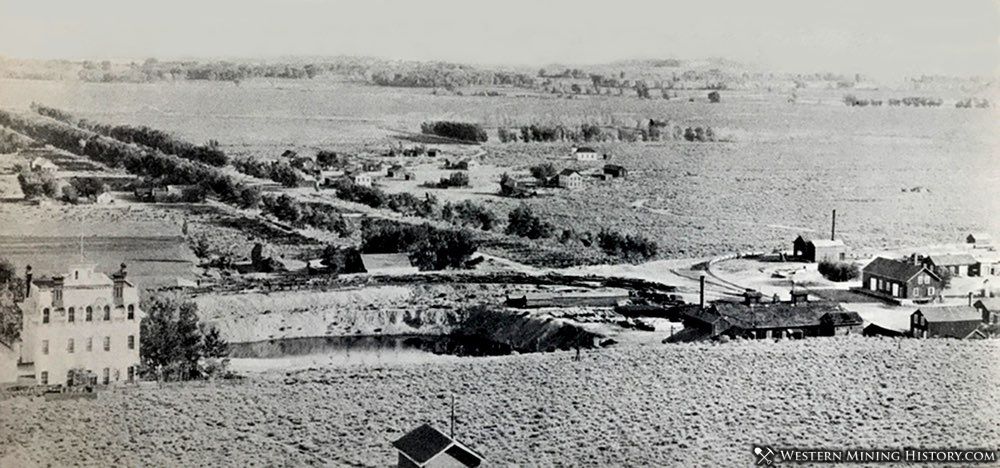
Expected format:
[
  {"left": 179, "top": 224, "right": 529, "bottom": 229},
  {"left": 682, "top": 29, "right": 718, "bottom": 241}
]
[
  {"left": 818, "top": 260, "right": 859, "bottom": 282},
  {"left": 597, "top": 229, "right": 659, "bottom": 262},
  {"left": 529, "top": 163, "right": 558, "bottom": 181},
  {"left": 17, "top": 169, "right": 60, "bottom": 198},
  {"left": 506, "top": 204, "right": 555, "bottom": 239},
  {"left": 708, "top": 91, "right": 721, "bottom": 103},
  {"left": 361, "top": 219, "right": 478, "bottom": 270}
]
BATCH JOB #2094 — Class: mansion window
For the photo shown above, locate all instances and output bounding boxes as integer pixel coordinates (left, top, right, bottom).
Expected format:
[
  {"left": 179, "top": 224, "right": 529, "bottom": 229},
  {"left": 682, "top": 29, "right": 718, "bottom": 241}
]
[
  {"left": 42, "top": 308, "right": 50, "bottom": 324},
  {"left": 102, "top": 368, "right": 110, "bottom": 385},
  {"left": 127, "top": 335, "right": 135, "bottom": 350},
  {"left": 68, "top": 307, "right": 75, "bottom": 322},
  {"left": 86, "top": 337, "right": 93, "bottom": 352},
  {"left": 86, "top": 306, "right": 93, "bottom": 321},
  {"left": 103, "top": 306, "right": 111, "bottom": 321},
  {"left": 40, "top": 371, "right": 48, "bottom": 385},
  {"left": 103, "top": 336, "right": 111, "bottom": 352},
  {"left": 127, "top": 305, "right": 135, "bottom": 320},
  {"left": 67, "top": 338, "right": 74, "bottom": 353},
  {"left": 41, "top": 340, "right": 49, "bottom": 355}
]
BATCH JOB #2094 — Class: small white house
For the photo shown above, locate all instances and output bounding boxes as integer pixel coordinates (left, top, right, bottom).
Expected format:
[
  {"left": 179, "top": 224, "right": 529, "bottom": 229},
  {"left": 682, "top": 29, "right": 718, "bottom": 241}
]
[
  {"left": 352, "top": 173, "right": 374, "bottom": 188},
  {"left": 572, "top": 147, "right": 599, "bottom": 161},
  {"left": 95, "top": 192, "right": 114, "bottom": 204},
  {"left": 555, "top": 169, "right": 584, "bottom": 190},
  {"left": 30, "top": 157, "right": 58, "bottom": 172}
]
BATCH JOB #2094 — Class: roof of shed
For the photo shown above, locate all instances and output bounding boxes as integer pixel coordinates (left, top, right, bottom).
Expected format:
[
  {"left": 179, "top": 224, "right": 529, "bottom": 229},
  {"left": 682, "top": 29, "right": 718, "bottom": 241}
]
[{"left": 915, "top": 305, "right": 982, "bottom": 323}]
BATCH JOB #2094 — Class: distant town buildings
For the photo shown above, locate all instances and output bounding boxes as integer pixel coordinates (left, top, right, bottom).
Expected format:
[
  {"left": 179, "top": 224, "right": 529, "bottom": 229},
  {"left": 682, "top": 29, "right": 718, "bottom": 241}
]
[
  {"left": 860, "top": 257, "right": 942, "bottom": 300},
  {"left": 966, "top": 232, "right": 992, "bottom": 247},
  {"left": 12, "top": 262, "right": 141, "bottom": 387},
  {"left": 393, "top": 424, "right": 483, "bottom": 468}
]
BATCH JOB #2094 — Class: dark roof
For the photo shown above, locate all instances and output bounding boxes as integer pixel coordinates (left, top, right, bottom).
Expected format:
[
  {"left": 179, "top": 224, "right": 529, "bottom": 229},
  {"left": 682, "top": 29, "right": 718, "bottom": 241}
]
[
  {"left": 392, "top": 424, "right": 482, "bottom": 467},
  {"left": 973, "top": 298, "right": 1000, "bottom": 311},
  {"left": 558, "top": 169, "right": 580, "bottom": 176},
  {"left": 863, "top": 257, "right": 938, "bottom": 282},
  {"left": 714, "top": 301, "right": 848, "bottom": 330},
  {"left": 393, "top": 424, "right": 453, "bottom": 464},
  {"left": 915, "top": 306, "right": 982, "bottom": 323},
  {"left": 862, "top": 323, "right": 907, "bottom": 337},
  {"left": 603, "top": 164, "right": 625, "bottom": 171},
  {"left": 574, "top": 147, "right": 597, "bottom": 153},
  {"left": 820, "top": 311, "right": 864, "bottom": 326}
]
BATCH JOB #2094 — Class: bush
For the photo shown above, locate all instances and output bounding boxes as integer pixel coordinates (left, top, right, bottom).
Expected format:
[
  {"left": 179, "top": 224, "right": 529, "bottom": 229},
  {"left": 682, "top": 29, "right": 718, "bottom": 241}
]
[
  {"left": 17, "top": 169, "right": 60, "bottom": 198},
  {"left": 506, "top": 204, "right": 554, "bottom": 239},
  {"left": 708, "top": 91, "right": 721, "bottom": 103},
  {"left": 817, "top": 260, "right": 859, "bottom": 282},
  {"left": 320, "top": 246, "right": 364, "bottom": 274},
  {"left": 529, "top": 163, "right": 558, "bottom": 181},
  {"left": 597, "top": 229, "right": 659, "bottom": 262},
  {"left": 445, "top": 200, "right": 498, "bottom": 231},
  {"left": 70, "top": 177, "right": 107, "bottom": 199}
]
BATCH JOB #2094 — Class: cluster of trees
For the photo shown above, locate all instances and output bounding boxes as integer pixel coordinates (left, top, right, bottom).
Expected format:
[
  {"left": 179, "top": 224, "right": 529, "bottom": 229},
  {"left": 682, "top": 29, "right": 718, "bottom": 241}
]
[
  {"left": 955, "top": 98, "right": 991, "bottom": 109},
  {"left": 0, "top": 127, "right": 33, "bottom": 153},
  {"left": 17, "top": 168, "right": 60, "bottom": 198},
  {"left": 330, "top": 178, "right": 439, "bottom": 217},
  {"left": 34, "top": 105, "right": 228, "bottom": 166},
  {"left": 597, "top": 230, "right": 659, "bottom": 262},
  {"left": 61, "top": 177, "right": 109, "bottom": 204},
  {"left": 319, "top": 245, "right": 365, "bottom": 275},
  {"left": 441, "top": 200, "right": 498, "bottom": 231},
  {"left": 505, "top": 205, "right": 556, "bottom": 239},
  {"left": 497, "top": 121, "right": 718, "bottom": 143},
  {"left": 370, "top": 62, "right": 535, "bottom": 89},
  {"left": 361, "top": 219, "right": 479, "bottom": 271},
  {"left": 428, "top": 172, "right": 470, "bottom": 189},
  {"left": 231, "top": 157, "right": 305, "bottom": 187},
  {"left": 420, "top": 121, "right": 488, "bottom": 143},
  {"left": 140, "top": 295, "right": 230, "bottom": 381},
  {"left": 260, "top": 194, "right": 352, "bottom": 236},
  {"left": 818, "top": 260, "right": 860, "bottom": 282}
]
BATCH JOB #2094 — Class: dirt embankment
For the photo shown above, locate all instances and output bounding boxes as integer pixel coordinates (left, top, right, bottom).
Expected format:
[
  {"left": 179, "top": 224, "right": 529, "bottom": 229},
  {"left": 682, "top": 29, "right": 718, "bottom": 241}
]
[{"left": 2, "top": 338, "right": 997, "bottom": 467}]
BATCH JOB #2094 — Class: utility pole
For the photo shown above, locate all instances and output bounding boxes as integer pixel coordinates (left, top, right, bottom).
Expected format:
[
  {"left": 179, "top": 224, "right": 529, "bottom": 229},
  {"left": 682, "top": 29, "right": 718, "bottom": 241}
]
[
  {"left": 450, "top": 394, "right": 455, "bottom": 438},
  {"left": 831, "top": 209, "right": 837, "bottom": 241}
]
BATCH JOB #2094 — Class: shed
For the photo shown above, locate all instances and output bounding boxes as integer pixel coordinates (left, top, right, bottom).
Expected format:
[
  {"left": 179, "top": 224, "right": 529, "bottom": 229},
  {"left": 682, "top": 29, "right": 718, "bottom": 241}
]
[
  {"left": 922, "top": 254, "right": 981, "bottom": 277},
  {"left": 967, "top": 232, "right": 993, "bottom": 246},
  {"left": 910, "top": 305, "right": 985, "bottom": 339},
  {"left": 792, "top": 235, "right": 846, "bottom": 263},
  {"left": 972, "top": 298, "right": 1000, "bottom": 325},
  {"left": 393, "top": 424, "right": 483, "bottom": 468},
  {"left": 360, "top": 253, "right": 418, "bottom": 275},
  {"left": 602, "top": 164, "right": 628, "bottom": 178},
  {"left": 387, "top": 165, "right": 406, "bottom": 178}
]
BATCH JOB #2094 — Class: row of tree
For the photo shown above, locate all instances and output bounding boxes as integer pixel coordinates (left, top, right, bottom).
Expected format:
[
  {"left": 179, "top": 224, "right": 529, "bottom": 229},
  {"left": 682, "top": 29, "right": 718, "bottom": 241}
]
[
  {"left": 260, "top": 194, "right": 352, "bottom": 236},
  {"left": 497, "top": 121, "right": 718, "bottom": 143},
  {"left": 843, "top": 95, "right": 946, "bottom": 107},
  {"left": 231, "top": 157, "right": 305, "bottom": 187},
  {"left": 504, "top": 204, "right": 659, "bottom": 262},
  {"left": 33, "top": 104, "right": 228, "bottom": 166},
  {"left": 370, "top": 62, "right": 535, "bottom": 89},
  {"left": 330, "top": 178, "right": 438, "bottom": 217},
  {"left": 360, "top": 219, "right": 479, "bottom": 271},
  {"left": 420, "top": 121, "right": 488, "bottom": 143}
]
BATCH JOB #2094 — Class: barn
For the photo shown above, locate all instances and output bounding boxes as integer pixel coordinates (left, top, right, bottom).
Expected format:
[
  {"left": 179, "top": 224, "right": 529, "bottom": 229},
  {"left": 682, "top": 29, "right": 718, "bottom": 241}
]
[
  {"left": 792, "top": 235, "right": 847, "bottom": 263},
  {"left": 910, "top": 306, "right": 986, "bottom": 339}
]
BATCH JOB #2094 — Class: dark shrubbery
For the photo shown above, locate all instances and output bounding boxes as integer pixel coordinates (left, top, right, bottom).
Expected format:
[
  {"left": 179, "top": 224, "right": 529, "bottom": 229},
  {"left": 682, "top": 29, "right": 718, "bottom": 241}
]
[
  {"left": 331, "top": 178, "right": 438, "bottom": 217},
  {"left": 442, "top": 200, "right": 498, "bottom": 231},
  {"left": 597, "top": 230, "right": 659, "bottom": 262},
  {"left": 17, "top": 169, "right": 60, "bottom": 198},
  {"left": 320, "top": 246, "right": 364, "bottom": 274},
  {"left": 260, "top": 194, "right": 351, "bottom": 236},
  {"left": 361, "top": 219, "right": 478, "bottom": 271},
  {"left": 140, "top": 295, "right": 230, "bottom": 381},
  {"left": 232, "top": 157, "right": 306, "bottom": 187},
  {"left": 708, "top": 91, "right": 721, "bottom": 103},
  {"left": 506, "top": 204, "right": 555, "bottom": 239},
  {"left": 420, "top": 121, "right": 488, "bottom": 143},
  {"left": 818, "top": 260, "right": 859, "bottom": 282}
]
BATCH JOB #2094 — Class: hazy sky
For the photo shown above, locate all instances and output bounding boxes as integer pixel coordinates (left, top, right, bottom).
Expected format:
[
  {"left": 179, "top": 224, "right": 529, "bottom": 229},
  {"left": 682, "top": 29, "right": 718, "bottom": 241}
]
[{"left": 1, "top": 0, "right": 997, "bottom": 77}]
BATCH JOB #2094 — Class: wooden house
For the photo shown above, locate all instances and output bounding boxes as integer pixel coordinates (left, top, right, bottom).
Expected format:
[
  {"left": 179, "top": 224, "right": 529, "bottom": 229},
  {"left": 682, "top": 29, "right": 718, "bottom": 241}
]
[
  {"left": 861, "top": 257, "right": 942, "bottom": 300},
  {"left": 671, "top": 296, "right": 862, "bottom": 342},
  {"left": 352, "top": 173, "right": 374, "bottom": 187},
  {"left": 393, "top": 424, "right": 483, "bottom": 468},
  {"left": 603, "top": 164, "right": 628, "bottom": 178},
  {"left": 972, "top": 298, "right": 1000, "bottom": 325},
  {"left": 910, "top": 306, "right": 986, "bottom": 339},
  {"left": 792, "top": 235, "right": 847, "bottom": 263},
  {"left": 387, "top": 165, "right": 406, "bottom": 178},
  {"left": 571, "top": 147, "right": 599, "bottom": 161}
]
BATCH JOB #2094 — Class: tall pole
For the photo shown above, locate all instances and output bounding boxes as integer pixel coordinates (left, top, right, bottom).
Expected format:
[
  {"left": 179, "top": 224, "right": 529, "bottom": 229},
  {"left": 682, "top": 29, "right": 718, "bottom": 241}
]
[
  {"left": 831, "top": 209, "right": 837, "bottom": 241},
  {"left": 699, "top": 275, "right": 705, "bottom": 310},
  {"left": 450, "top": 394, "right": 455, "bottom": 438}
]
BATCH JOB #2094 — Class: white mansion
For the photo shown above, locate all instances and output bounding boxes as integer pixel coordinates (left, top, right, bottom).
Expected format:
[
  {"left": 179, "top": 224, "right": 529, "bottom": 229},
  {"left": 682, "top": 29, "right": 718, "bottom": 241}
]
[{"left": 13, "top": 262, "right": 142, "bottom": 386}]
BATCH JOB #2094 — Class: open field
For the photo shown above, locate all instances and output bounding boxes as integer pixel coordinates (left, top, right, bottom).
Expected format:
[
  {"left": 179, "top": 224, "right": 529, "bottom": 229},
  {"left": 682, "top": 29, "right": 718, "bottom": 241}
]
[
  {"left": 2, "top": 78, "right": 996, "bottom": 261},
  {"left": 1, "top": 337, "right": 997, "bottom": 467}
]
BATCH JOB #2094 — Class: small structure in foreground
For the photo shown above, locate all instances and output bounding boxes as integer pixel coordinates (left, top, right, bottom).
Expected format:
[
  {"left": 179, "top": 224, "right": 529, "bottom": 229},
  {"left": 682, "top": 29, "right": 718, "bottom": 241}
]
[
  {"left": 393, "top": 424, "right": 483, "bottom": 468},
  {"left": 30, "top": 157, "right": 58, "bottom": 172},
  {"left": 360, "top": 253, "right": 419, "bottom": 275},
  {"left": 972, "top": 298, "right": 1000, "bottom": 325},
  {"left": 910, "top": 305, "right": 987, "bottom": 339}
]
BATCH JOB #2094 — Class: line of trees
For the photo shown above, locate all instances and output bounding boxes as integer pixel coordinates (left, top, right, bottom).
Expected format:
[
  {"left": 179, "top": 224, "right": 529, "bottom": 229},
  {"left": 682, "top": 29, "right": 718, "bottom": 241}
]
[
  {"left": 504, "top": 204, "right": 659, "bottom": 262},
  {"left": 260, "top": 194, "right": 352, "bottom": 236},
  {"left": 360, "top": 219, "right": 479, "bottom": 271},
  {"left": 844, "top": 95, "right": 947, "bottom": 108},
  {"left": 420, "top": 121, "right": 488, "bottom": 143},
  {"left": 370, "top": 62, "right": 535, "bottom": 89},
  {"left": 33, "top": 104, "right": 229, "bottom": 166},
  {"left": 330, "top": 178, "right": 439, "bottom": 217},
  {"left": 231, "top": 156, "right": 305, "bottom": 187},
  {"left": 497, "top": 121, "right": 718, "bottom": 143}
]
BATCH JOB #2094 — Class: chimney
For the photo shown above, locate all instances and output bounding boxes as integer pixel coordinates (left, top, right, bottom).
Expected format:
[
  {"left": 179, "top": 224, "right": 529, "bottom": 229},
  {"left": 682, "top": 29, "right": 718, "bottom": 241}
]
[
  {"left": 24, "top": 265, "right": 32, "bottom": 298},
  {"left": 830, "top": 209, "right": 837, "bottom": 241},
  {"left": 52, "top": 275, "right": 64, "bottom": 308},
  {"left": 968, "top": 292, "right": 973, "bottom": 307},
  {"left": 791, "top": 290, "right": 809, "bottom": 305},
  {"left": 699, "top": 275, "right": 705, "bottom": 310}
]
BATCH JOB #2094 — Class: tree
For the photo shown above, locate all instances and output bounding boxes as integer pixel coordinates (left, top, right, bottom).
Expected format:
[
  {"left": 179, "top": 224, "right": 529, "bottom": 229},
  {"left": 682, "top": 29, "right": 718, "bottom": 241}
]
[
  {"left": 447, "top": 171, "right": 470, "bottom": 187},
  {"left": 0, "top": 258, "right": 15, "bottom": 286},
  {"left": 201, "top": 324, "right": 229, "bottom": 358},
  {"left": 506, "top": 204, "right": 554, "bottom": 239},
  {"left": 529, "top": 163, "right": 558, "bottom": 181},
  {"left": 817, "top": 260, "right": 859, "bottom": 282},
  {"left": 708, "top": 91, "right": 721, "bottom": 103},
  {"left": 139, "top": 294, "right": 205, "bottom": 381}
]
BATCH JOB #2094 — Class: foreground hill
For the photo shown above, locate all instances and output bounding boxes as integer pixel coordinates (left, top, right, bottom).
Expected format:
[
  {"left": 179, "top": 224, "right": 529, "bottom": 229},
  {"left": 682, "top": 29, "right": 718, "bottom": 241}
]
[{"left": 1, "top": 337, "right": 997, "bottom": 466}]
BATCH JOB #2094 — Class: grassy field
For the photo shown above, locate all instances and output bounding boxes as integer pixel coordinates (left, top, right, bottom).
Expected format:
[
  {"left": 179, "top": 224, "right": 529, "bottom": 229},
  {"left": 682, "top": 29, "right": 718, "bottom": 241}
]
[
  {"left": 2, "top": 78, "right": 996, "bottom": 261},
  {"left": 1, "top": 337, "right": 997, "bottom": 466}
]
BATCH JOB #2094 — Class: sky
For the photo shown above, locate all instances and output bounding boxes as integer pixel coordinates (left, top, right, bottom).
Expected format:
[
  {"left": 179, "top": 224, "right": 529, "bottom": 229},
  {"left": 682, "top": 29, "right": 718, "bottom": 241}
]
[{"left": 1, "top": 0, "right": 997, "bottom": 78}]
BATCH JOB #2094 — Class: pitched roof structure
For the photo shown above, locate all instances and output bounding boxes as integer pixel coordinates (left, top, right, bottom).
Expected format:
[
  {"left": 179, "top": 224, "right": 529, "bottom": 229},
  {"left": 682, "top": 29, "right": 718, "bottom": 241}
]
[
  {"left": 915, "top": 305, "right": 982, "bottom": 323},
  {"left": 973, "top": 298, "right": 1000, "bottom": 311},
  {"left": 713, "top": 301, "right": 855, "bottom": 330},
  {"left": 573, "top": 147, "right": 597, "bottom": 153},
  {"left": 360, "top": 253, "right": 414, "bottom": 272},
  {"left": 559, "top": 168, "right": 581, "bottom": 177},
  {"left": 392, "top": 424, "right": 483, "bottom": 467},
  {"left": 968, "top": 232, "right": 993, "bottom": 243},
  {"left": 925, "top": 254, "right": 979, "bottom": 267},
  {"left": 863, "top": 257, "right": 939, "bottom": 282}
]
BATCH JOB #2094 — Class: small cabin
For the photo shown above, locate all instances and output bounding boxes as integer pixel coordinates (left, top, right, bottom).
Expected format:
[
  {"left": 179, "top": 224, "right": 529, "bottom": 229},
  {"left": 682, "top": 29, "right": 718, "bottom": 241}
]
[
  {"left": 910, "top": 306, "right": 986, "bottom": 339},
  {"left": 572, "top": 147, "right": 599, "bottom": 161}
]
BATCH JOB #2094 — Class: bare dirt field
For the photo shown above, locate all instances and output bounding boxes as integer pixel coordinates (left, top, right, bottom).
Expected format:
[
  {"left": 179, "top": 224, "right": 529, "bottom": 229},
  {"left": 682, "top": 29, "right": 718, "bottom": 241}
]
[{"left": 1, "top": 337, "right": 996, "bottom": 467}]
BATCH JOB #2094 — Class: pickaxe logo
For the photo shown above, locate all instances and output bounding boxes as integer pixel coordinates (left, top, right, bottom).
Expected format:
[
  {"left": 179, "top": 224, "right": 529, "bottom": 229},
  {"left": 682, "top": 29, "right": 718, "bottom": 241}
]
[{"left": 754, "top": 446, "right": 776, "bottom": 466}]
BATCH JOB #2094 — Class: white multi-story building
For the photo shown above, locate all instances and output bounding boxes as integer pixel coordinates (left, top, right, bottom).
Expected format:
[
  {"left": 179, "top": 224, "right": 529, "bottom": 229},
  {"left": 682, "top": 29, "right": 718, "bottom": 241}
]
[{"left": 17, "top": 262, "right": 141, "bottom": 386}]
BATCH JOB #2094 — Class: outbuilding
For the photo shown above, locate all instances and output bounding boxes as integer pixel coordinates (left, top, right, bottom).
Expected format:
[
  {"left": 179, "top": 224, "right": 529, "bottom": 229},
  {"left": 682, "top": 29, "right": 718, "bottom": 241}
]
[
  {"left": 967, "top": 232, "right": 993, "bottom": 246},
  {"left": 572, "top": 147, "right": 600, "bottom": 161},
  {"left": 602, "top": 164, "right": 628, "bottom": 178},
  {"left": 555, "top": 169, "right": 584, "bottom": 190},
  {"left": 972, "top": 298, "right": 1000, "bottom": 325},
  {"left": 922, "top": 254, "right": 981, "bottom": 277},
  {"left": 360, "top": 253, "right": 418, "bottom": 275},
  {"left": 910, "top": 306, "right": 986, "bottom": 339},
  {"left": 792, "top": 235, "right": 847, "bottom": 263}
]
